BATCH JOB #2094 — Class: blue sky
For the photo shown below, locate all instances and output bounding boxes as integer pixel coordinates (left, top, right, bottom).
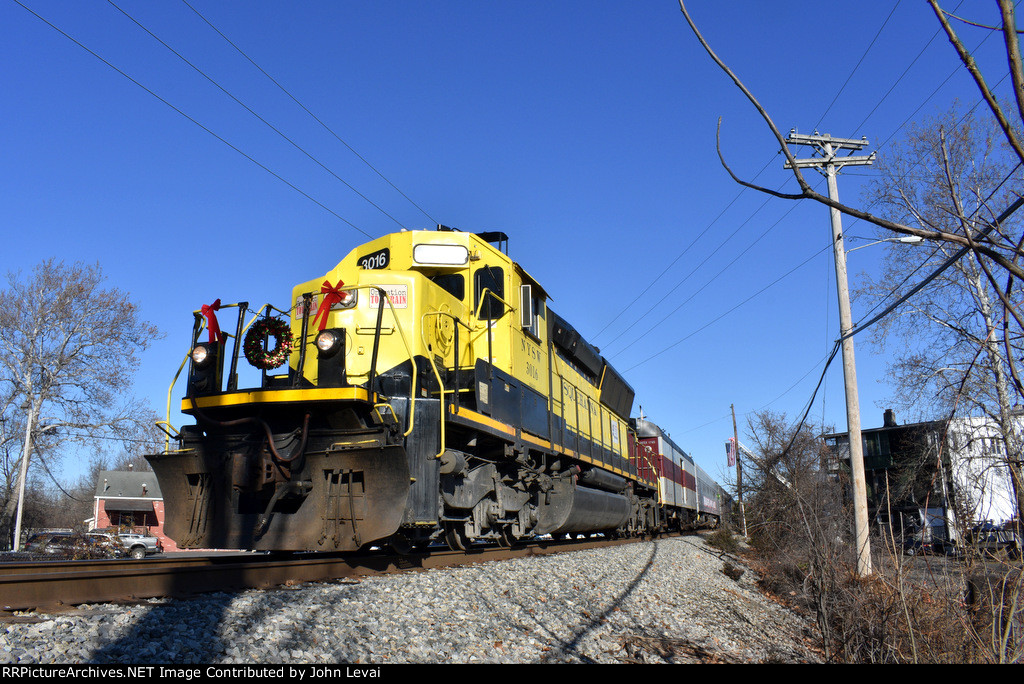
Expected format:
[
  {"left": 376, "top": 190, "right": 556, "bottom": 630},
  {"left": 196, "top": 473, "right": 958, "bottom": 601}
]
[{"left": 2, "top": 1, "right": 1017, "bottom": 488}]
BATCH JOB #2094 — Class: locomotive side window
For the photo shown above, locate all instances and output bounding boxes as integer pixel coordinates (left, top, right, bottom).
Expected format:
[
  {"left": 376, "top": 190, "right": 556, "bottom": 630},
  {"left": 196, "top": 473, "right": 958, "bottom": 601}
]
[
  {"left": 474, "top": 266, "right": 504, "bottom": 320},
  {"left": 521, "top": 284, "right": 544, "bottom": 340},
  {"left": 520, "top": 285, "right": 534, "bottom": 329},
  {"left": 429, "top": 273, "right": 465, "bottom": 301}
]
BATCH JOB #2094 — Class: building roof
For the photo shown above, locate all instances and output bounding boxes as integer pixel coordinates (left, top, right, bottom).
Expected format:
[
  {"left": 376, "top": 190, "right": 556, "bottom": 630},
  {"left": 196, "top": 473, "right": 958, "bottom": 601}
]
[
  {"left": 822, "top": 410, "right": 943, "bottom": 441},
  {"left": 94, "top": 470, "right": 162, "bottom": 499}
]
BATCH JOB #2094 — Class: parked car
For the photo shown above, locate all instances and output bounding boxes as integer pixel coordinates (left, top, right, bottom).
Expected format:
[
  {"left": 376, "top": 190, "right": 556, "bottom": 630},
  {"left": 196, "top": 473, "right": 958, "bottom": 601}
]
[
  {"left": 901, "top": 531, "right": 957, "bottom": 557},
  {"left": 116, "top": 533, "right": 163, "bottom": 559},
  {"left": 23, "top": 532, "right": 127, "bottom": 560},
  {"left": 968, "top": 522, "right": 1022, "bottom": 559}
]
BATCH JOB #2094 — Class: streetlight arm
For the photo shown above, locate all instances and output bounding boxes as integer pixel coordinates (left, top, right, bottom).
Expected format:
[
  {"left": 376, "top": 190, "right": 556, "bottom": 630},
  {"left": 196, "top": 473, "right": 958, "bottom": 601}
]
[{"left": 846, "top": 236, "right": 925, "bottom": 254}]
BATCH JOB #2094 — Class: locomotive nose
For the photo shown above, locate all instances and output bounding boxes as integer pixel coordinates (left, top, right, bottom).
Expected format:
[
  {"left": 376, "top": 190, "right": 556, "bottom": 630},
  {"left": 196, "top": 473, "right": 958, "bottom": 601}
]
[{"left": 149, "top": 424, "right": 411, "bottom": 552}]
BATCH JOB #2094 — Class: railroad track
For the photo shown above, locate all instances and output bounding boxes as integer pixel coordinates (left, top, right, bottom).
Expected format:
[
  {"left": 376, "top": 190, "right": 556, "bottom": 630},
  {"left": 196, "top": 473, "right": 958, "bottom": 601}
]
[{"left": 0, "top": 535, "right": 647, "bottom": 614}]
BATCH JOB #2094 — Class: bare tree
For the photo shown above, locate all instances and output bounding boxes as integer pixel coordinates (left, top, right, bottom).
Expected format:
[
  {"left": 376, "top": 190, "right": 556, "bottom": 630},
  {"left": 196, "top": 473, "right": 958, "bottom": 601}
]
[
  {"left": 856, "top": 105, "right": 1024, "bottom": 525},
  {"left": 677, "top": 0, "right": 1024, "bottom": 525},
  {"left": 742, "top": 411, "right": 861, "bottom": 660},
  {"left": 678, "top": 0, "right": 1024, "bottom": 280},
  {"left": 678, "top": 3, "right": 1024, "bottom": 658},
  {"left": 0, "top": 259, "right": 161, "bottom": 549}
]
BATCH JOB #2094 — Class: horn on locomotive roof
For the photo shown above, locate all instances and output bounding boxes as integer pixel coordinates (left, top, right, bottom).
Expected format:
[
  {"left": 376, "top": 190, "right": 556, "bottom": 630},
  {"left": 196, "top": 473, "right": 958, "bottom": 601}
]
[
  {"left": 436, "top": 223, "right": 509, "bottom": 254},
  {"left": 475, "top": 231, "right": 509, "bottom": 254}
]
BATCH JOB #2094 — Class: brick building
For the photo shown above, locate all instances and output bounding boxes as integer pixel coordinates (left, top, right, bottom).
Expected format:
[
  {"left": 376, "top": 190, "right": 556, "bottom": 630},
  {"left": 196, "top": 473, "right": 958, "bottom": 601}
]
[{"left": 93, "top": 470, "right": 178, "bottom": 551}]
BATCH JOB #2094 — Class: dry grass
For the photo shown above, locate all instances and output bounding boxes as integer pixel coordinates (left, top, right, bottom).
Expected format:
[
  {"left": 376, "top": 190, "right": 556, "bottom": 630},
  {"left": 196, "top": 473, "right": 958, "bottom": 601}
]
[{"left": 748, "top": 539, "right": 1022, "bottom": 663}]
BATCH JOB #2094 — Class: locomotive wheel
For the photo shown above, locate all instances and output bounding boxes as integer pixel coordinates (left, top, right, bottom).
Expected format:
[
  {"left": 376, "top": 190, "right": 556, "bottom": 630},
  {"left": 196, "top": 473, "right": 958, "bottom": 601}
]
[
  {"left": 387, "top": 533, "right": 412, "bottom": 555},
  {"left": 445, "top": 523, "right": 470, "bottom": 552}
]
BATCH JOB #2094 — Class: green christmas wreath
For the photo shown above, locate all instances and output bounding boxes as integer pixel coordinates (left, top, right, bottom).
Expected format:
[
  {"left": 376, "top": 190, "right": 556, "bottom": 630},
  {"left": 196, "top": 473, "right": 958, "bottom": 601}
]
[{"left": 244, "top": 317, "right": 293, "bottom": 370}]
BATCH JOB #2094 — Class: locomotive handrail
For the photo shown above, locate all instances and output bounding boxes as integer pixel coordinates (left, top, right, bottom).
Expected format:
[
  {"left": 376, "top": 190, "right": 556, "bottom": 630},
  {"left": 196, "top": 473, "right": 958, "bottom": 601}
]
[
  {"left": 160, "top": 301, "right": 248, "bottom": 451},
  {"left": 550, "top": 352, "right": 590, "bottom": 462},
  {"left": 420, "top": 310, "right": 474, "bottom": 459},
  {"left": 474, "top": 287, "right": 515, "bottom": 376},
  {"left": 293, "top": 293, "right": 313, "bottom": 386},
  {"left": 202, "top": 302, "right": 291, "bottom": 391},
  {"left": 450, "top": 313, "right": 476, "bottom": 412},
  {"left": 291, "top": 284, "right": 417, "bottom": 435},
  {"left": 225, "top": 302, "right": 249, "bottom": 391},
  {"left": 252, "top": 304, "right": 289, "bottom": 388},
  {"left": 420, "top": 314, "right": 448, "bottom": 460},
  {"left": 330, "top": 284, "right": 417, "bottom": 437},
  {"left": 163, "top": 293, "right": 419, "bottom": 449},
  {"left": 162, "top": 351, "right": 192, "bottom": 452},
  {"left": 473, "top": 287, "right": 515, "bottom": 321},
  {"left": 155, "top": 419, "right": 179, "bottom": 441},
  {"left": 630, "top": 429, "right": 660, "bottom": 487}
]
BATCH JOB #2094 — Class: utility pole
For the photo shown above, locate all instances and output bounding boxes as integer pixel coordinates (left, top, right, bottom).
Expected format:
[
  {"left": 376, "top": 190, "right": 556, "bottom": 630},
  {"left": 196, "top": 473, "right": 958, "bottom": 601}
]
[
  {"left": 731, "top": 404, "right": 747, "bottom": 536},
  {"left": 785, "top": 131, "right": 875, "bottom": 577}
]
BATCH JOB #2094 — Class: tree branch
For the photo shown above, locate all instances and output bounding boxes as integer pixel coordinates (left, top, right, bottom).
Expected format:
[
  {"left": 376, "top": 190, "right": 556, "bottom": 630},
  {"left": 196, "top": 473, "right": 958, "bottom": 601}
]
[
  {"left": 929, "top": 0, "right": 1024, "bottom": 167},
  {"left": 681, "top": 1, "right": 1024, "bottom": 282}
]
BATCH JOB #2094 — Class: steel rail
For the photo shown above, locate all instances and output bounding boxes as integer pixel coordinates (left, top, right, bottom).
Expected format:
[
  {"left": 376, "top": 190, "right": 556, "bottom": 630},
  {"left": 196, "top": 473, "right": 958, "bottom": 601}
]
[{"left": 0, "top": 535, "right": 651, "bottom": 614}]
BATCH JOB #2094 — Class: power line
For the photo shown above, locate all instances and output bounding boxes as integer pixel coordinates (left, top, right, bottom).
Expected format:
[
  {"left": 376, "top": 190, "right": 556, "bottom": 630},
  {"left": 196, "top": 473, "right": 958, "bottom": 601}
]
[
  {"left": 624, "top": 243, "right": 832, "bottom": 372},
  {"left": 179, "top": 0, "right": 439, "bottom": 226},
  {"left": 774, "top": 189, "right": 1024, "bottom": 470},
  {"left": 597, "top": 3, "right": 927, "bottom": 353},
  {"left": 692, "top": 4, "right": 997, "bottom": 434},
  {"left": 106, "top": 0, "right": 408, "bottom": 231},
  {"left": 606, "top": 197, "right": 807, "bottom": 360},
  {"left": 846, "top": 194, "right": 1024, "bottom": 341},
  {"left": 600, "top": 190, "right": 773, "bottom": 354},
  {"left": 755, "top": 97, "right": 1020, "bottom": 473},
  {"left": 813, "top": 0, "right": 903, "bottom": 131},
  {"left": 590, "top": 156, "right": 777, "bottom": 343},
  {"left": 849, "top": 104, "right": 1019, "bottom": 328},
  {"left": 12, "top": 0, "right": 373, "bottom": 238}
]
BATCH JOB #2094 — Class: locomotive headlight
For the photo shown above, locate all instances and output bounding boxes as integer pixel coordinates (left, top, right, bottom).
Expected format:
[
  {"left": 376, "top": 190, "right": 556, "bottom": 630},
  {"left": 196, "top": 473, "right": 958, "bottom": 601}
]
[
  {"left": 316, "top": 329, "right": 342, "bottom": 356},
  {"left": 338, "top": 290, "right": 357, "bottom": 308},
  {"left": 191, "top": 343, "right": 212, "bottom": 368},
  {"left": 316, "top": 328, "right": 346, "bottom": 387},
  {"left": 413, "top": 243, "right": 469, "bottom": 266},
  {"left": 187, "top": 340, "right": 222, "bottom": 395}
]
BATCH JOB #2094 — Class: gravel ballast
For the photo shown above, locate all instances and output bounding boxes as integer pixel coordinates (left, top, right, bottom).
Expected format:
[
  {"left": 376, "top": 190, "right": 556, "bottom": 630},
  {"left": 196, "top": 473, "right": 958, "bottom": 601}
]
[{"left": 0, "top": 535, "right": 822, "bottom": 664}]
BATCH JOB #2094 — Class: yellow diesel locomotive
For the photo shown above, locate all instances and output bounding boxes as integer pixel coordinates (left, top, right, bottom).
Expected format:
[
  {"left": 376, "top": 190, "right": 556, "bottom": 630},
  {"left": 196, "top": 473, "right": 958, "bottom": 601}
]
[{"left": 148, "top": 227, "right": 724, "bottom": 552}]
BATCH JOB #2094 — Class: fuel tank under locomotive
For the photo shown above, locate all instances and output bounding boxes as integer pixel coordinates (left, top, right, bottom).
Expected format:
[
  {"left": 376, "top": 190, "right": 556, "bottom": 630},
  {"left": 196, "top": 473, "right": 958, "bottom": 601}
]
[{"left": 534, "top": 467, "right": 633, "bottom": 537}]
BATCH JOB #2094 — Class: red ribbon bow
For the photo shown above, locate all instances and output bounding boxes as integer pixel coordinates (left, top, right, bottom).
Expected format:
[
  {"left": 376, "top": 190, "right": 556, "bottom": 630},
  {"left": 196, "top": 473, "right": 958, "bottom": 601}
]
[
  {"left": 201, "top": 299, "right": 224, "bottom": 343},
  {"left": 312, "top": 280, "right": 345, "bottom": 331}
]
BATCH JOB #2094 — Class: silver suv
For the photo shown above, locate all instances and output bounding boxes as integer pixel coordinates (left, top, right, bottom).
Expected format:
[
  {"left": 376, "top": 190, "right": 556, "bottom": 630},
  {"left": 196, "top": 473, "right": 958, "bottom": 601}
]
[{"left": 117, "top": 533, "right": 162, "bottom": 559}]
